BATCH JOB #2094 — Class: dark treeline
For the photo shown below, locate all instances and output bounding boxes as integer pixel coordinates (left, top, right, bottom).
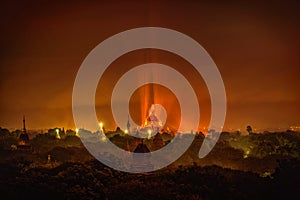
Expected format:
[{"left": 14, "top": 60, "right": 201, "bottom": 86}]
[{"left": 0, "top": 127, "right": 299, "bottom": 199}]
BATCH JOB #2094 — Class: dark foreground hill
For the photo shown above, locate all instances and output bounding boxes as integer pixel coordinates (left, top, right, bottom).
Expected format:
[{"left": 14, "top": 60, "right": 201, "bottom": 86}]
[
  {"left": 0, "top": 158, "right": 299, "bottom": 200},
  {"left": 1, "top": 130, "right": 299, "bottom": 199}
]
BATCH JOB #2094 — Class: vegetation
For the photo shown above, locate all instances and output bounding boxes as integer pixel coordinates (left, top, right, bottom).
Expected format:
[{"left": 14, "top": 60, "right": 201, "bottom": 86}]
[{"left": 0, "top": 127, "right": 299, "bottom": 199}]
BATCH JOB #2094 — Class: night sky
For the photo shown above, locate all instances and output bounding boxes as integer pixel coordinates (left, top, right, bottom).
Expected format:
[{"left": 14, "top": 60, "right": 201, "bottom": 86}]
[{"left": 0, "top": 0, "right": 299, "bottom": 132}]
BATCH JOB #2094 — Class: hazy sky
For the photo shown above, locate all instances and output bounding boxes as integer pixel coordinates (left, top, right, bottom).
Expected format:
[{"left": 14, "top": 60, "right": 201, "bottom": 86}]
[{"left": 0, "top": 0, "right": 299, "bottom": 132}]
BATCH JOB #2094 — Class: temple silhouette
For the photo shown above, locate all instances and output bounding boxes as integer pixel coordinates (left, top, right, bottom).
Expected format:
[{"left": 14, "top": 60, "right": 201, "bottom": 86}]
[{"left": 17, "top": 116, "right": 32, "bottom": 151}]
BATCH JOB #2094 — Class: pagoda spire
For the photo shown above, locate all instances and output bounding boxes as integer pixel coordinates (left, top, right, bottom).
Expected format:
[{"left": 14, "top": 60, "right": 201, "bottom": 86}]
[
  {"left": 23, "top": 115, "right": 26, "bottom": 133},
  {"left": 127, "top": 115, "right": 131, "bottom": 133}
]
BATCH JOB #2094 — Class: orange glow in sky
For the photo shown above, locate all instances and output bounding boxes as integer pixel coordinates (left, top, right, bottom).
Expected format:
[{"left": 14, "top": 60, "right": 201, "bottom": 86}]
[{"left": 0, "top": 0, "right": 299, "bottom": 132}]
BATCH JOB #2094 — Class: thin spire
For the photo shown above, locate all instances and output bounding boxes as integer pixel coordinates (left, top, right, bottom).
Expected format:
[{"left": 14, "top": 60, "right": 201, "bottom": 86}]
[
  {"left": 127, "top": 115, "right": 131, "bottom": 128},
  {"left": 23, "top": 115, "right": 26, "bottom": 133}
]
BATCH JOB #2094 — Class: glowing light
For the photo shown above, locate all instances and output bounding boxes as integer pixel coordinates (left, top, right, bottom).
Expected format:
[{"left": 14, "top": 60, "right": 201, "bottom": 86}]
[
  {"left": 124, "top": 129, "right": 128, "bottom": 134},
  {"left": 147, "top": 129, "right": 152, "bottom": 139},
  {"left": 243, "top": 149, "right": 250, "bottom": 158},
  {"left": 98, "top": 122, "right": 106, "bottom": 141},
  {"left": 75, "top": 128, "right": 79, "bottom": 137},
  {"left": 99, "top": 122, "right": 104, "bottom": 133},
  {"left": 55, "top": 128, "right": 61, "bottom": 139},
  {"left": 101, "top": 135, "right": 107, "bottom": 142},
  {"left": 99, "top": 122, "right": 103, "bottom": 128}
]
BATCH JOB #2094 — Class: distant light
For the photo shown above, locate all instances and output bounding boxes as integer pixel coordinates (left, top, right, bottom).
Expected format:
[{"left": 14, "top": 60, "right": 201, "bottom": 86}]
[
  {"left": 243, "top": 149, "right": 250, "bottom": 158},
  {"left": 101, "top": 135, "right": 107, "bottom": 142},
  {"left": 99, "top": 122, "right": 103, "bottom": 128},
  {"left": 75, "top": 128, "right": 79, "bottom": 137},
  {"left": 147, "top": 129, "right": 152, "bottom": 139},
  {"left": 124, "top": 129, "right": 128, "bottom": 134},
  {"left": 55, "top": 128, "right": 61, "bottom": 139}
]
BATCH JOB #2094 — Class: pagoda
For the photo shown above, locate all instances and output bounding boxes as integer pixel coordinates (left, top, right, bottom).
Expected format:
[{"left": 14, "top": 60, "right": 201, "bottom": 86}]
[
  {"left": 130, "top": 140, "right": 153, "bottom": 172},
  {"left": 17, "top": 116, "right": 32, "bottom": 151}
]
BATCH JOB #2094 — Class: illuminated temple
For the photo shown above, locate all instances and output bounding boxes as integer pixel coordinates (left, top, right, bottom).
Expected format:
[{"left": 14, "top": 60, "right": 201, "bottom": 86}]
[{"left": 138, "top": 104, "right": 163, "bottom": 137}]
